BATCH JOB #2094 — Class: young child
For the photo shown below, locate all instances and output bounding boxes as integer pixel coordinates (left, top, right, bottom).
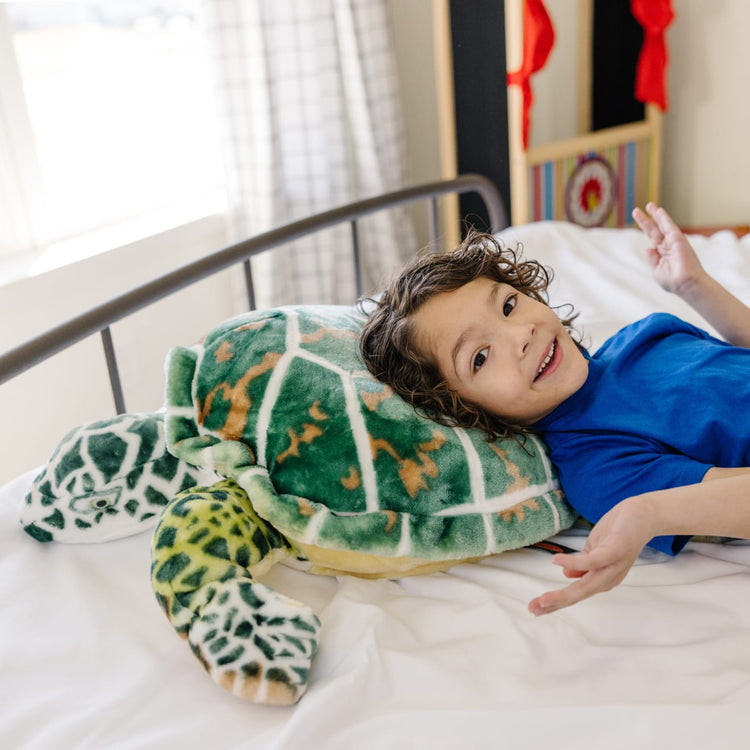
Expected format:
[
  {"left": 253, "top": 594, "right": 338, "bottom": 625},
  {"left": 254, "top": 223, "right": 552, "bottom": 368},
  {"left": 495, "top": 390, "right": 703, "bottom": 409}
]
[{"left": 360, "top": 203, "right": 750, "bottom": 616}]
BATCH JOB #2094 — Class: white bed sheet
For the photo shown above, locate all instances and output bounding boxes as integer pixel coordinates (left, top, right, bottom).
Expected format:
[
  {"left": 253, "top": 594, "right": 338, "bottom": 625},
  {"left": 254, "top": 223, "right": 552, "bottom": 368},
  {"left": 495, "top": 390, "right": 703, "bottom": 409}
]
[{"left": 3, "top": 222, "right": 750, "bottom": 749}]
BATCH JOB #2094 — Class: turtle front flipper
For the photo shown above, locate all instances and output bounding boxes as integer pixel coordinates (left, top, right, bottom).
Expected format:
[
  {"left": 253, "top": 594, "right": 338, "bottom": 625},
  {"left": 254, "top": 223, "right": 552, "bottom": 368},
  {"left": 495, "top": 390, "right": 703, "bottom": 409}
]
[{"left": 150, "top": 478, "right": 321, "bottom": 705}]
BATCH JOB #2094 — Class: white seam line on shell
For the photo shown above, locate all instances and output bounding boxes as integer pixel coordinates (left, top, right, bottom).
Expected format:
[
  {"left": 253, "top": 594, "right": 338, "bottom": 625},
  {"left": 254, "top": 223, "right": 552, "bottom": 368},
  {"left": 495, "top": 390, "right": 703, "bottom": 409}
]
[
  {"left": 296, "top": 348, "right": 379, "bottom": 513},
  {"left": 453, "top": 426, "right": 493, "bottom": 554},
  {"left": 528, "top": 432, "right": 562, "bottom": 531},
  {"left": 256, "top": 311, "right": 298, "bottom": 468}
]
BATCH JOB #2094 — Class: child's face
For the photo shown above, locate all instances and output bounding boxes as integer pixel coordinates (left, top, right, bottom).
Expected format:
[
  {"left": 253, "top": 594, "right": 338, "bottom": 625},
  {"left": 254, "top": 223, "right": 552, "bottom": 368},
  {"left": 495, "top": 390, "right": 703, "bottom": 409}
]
[{"left": 412, "top": 277, "right": 588, "bottom": 425}]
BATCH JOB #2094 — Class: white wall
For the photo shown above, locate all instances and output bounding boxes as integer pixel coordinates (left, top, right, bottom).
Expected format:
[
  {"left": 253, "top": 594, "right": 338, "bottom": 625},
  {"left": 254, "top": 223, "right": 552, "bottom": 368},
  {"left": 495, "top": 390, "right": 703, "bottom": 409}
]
[
  {"left": 661, "top": 0, "right": 750, "bottom": 226},
  {"left": 528, "top": 0, "right": 582, "bottom": 148},
  {"left": 388, "top": 0, "right": 443, "bottom": 191},
  {"left": 388, "top": 0, "right": 448, "bottom": 249}
]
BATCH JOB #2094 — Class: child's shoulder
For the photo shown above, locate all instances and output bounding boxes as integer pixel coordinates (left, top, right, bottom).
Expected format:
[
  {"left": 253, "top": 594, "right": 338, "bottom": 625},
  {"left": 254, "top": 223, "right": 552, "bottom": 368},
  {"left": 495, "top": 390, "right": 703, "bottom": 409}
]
[
  {"left": 596, "top": 313, "right": 709, "bottom": 357},
  {"left": 626, "top": 312, "right": 698, "bottom": 336}
]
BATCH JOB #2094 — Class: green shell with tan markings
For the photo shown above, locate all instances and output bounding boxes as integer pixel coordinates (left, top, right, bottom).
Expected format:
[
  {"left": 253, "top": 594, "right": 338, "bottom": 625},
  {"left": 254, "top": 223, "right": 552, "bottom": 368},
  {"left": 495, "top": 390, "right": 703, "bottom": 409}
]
[{"left": 164, "top": 305, "right": 575, "bottom": 577}]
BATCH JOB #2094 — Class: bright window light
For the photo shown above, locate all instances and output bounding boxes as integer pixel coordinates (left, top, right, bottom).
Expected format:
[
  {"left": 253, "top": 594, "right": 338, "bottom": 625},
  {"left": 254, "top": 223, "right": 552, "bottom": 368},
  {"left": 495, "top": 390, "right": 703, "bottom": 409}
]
[{"left": 6, "top": 1, "right": 224, "bottom": 259}]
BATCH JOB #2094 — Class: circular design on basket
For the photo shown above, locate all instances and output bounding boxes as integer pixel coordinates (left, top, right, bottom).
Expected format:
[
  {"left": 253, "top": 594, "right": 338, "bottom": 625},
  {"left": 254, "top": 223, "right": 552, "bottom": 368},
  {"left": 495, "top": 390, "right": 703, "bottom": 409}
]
[{"left": 564, "top": 156, "right": 616, "bottom": 227}]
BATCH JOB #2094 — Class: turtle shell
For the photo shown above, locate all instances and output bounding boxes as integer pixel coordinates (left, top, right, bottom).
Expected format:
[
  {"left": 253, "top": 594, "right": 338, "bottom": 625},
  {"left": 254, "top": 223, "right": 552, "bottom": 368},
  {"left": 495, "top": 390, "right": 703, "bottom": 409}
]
[{"left": 164, "top": 306, "right": 575, "bottom": 576}]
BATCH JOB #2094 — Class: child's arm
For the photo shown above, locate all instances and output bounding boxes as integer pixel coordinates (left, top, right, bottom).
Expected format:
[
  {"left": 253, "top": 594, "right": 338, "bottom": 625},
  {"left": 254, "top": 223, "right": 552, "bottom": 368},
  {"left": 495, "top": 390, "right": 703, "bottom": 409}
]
[
  {"left": 528, "top": 468, "right": 750, "bottom": 616},
  {"left": 633, "top": 203, "right": 750, "bottom": 348}
]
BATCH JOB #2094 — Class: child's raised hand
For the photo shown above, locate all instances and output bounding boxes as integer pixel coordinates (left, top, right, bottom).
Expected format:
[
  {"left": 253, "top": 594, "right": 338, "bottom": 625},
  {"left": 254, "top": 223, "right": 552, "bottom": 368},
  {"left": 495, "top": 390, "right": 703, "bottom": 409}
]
[
  {"left": 528, "top": 497, "right": 654, "bottom": 616},
  {"left": 633, "top": 202, "right": 705, "bottom": 296}
]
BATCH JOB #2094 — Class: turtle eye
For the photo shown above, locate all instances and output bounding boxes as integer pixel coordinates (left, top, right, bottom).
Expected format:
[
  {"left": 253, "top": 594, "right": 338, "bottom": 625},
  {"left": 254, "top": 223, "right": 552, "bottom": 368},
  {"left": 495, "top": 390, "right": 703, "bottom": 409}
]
[{"left": 71, "top": 488, "right": 121, "bottom": 515}]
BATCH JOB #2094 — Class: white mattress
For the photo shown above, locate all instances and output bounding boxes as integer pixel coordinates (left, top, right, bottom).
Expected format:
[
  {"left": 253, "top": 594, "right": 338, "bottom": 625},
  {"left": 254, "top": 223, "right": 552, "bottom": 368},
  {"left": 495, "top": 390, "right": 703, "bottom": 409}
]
[{"left": 3, "top": 222, "right": 750, "bottom": 749}]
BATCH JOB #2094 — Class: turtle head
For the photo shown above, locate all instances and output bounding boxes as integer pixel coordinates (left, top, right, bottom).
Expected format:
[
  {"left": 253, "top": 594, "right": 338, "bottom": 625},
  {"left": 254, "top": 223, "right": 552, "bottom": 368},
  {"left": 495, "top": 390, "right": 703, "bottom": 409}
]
[
  {"left": 20, "top": 413, "right": 206, "bottom": 544},
  {"left": 22, "top": 475, "right": 135, "bottom": 543}
]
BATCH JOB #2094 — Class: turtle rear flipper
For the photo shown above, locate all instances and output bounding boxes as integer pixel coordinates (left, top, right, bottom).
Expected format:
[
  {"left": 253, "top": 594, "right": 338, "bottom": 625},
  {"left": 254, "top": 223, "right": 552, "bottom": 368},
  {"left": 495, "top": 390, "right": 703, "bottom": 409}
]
[{"left": 151, "top": 479, "right": 319, "bottom": 705}]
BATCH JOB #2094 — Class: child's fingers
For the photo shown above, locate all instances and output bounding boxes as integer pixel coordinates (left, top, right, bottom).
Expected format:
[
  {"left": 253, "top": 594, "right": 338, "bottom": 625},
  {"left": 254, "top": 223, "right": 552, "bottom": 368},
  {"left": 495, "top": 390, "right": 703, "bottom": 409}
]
[
  {"left": 632, "top": 206, "right": 650, "bottom": 229},
  {"left": 551, "top": 553, "right": 593, "bottom": 579},
  {"left": 562, "top": 568, "right": 586, "bottom": 579},
  {"left": 552, "top": 545, "right": 624, "bottom": 577},
  {"left": 528, "top": 570, "right": 610, "bottom": 615},
  {"left": 644, "top": 246, "right": 662, "bottom": 268},
  {"left": 530, "top": 551, "right": 634, "bottom": 615},
  {"left": 551, "top": 550, "right": 601, "bottom": 571},
  {"left": 632, "top": 206, "right": 663, "bottom": 244},
  {"left": 647, "top": 202, "right": 682, "bottom": 238}
]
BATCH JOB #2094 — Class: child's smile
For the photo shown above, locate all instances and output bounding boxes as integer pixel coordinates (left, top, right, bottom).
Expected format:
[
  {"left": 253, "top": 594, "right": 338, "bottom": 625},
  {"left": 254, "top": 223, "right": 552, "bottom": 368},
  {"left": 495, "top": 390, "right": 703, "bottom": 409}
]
[
  {"left": 535, "top": 340, "right": 558, "bottom": 380},
  {"left": 412, "top": 277, "right": 588, "bottom": 425}
]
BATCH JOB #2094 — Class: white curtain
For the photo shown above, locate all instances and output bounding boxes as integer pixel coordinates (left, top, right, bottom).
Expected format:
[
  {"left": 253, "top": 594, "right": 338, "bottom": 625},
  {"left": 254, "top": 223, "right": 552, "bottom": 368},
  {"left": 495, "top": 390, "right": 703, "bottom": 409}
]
[{"left": 202, "top": 0, "right": 416, "bottom": 309}]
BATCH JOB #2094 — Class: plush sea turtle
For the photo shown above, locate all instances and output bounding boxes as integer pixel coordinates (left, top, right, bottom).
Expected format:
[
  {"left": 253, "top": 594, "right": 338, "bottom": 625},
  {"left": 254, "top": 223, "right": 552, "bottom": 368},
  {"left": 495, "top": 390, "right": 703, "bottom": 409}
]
[
  {"left": 150, "top": 305, "right": 576, "bottom": 705},
  {"left": 20, "top": 304, "right": 575, "bottom": 706}
]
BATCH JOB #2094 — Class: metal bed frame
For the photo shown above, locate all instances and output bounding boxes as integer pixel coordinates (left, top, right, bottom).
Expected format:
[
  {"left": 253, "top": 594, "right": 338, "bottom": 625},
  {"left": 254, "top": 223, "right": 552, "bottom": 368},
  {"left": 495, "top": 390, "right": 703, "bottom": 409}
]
[{"left": 0, "top": 174, "right": 506, "bottom": 414}]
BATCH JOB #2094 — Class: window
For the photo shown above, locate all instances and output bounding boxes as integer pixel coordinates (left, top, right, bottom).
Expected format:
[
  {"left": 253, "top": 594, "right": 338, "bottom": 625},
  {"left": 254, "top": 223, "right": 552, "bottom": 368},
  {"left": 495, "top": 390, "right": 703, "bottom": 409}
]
[{"left": 1, "top": 1, "right": 224, "bottom": 278}]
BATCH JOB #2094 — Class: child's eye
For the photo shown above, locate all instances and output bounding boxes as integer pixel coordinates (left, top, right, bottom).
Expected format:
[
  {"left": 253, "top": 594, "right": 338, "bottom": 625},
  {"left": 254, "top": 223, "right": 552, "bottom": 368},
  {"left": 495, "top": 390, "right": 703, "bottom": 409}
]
[
  {"left": 472, "top": 347, "right": 489, "bottom": 372},
  {"left": 503, "top": 294, "right": 517, "bottom": 316}
]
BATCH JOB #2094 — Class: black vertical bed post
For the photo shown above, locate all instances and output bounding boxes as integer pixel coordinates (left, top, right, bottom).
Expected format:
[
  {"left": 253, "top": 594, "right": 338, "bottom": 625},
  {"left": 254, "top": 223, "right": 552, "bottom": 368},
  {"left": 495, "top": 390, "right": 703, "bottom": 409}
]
[
  {"left": 100, "top": 326, "right": 126, "bottom": 414},
  {"left": 243, "top": 259, "right": 257, "bottom": 311},
  {"left": 350, "top": 219, "right": 363, "bottom": 298},
  {"left": 449, "top": 0, "right": 511, "bottom": 231}
]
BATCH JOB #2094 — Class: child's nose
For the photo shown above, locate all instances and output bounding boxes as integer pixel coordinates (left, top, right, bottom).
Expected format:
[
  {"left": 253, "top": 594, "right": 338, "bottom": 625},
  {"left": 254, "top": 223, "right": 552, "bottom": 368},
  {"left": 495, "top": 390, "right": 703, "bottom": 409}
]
[{"left": 519, "top": 323, "right": 536, "bottom": 354}]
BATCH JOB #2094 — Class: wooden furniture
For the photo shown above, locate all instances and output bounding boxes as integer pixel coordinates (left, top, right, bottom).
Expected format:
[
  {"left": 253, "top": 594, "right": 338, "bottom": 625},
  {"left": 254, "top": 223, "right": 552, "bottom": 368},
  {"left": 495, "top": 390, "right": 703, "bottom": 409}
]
[
  {"left": 681, "top": 225, "right": 750, "bottom": 238},
  {"left": 505, "top": 0, "right": 663, "bottom": 227}
]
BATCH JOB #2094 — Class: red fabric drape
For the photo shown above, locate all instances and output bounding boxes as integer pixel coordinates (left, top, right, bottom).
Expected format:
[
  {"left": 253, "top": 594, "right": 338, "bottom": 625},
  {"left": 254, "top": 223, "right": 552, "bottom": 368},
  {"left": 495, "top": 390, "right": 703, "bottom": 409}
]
[
  {"left": 506, "top": 0, "right": 555, "bottom": 149},
  {"left": 631, "top": 0, "right": 674, "bottom": 110}
]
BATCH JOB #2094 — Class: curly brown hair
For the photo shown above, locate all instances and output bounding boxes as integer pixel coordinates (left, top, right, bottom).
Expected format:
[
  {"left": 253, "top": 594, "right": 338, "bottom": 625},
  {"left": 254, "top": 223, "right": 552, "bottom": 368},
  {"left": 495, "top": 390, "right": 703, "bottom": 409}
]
[{"left": 359, "top": 231, "right": 580, "bottom": 441}]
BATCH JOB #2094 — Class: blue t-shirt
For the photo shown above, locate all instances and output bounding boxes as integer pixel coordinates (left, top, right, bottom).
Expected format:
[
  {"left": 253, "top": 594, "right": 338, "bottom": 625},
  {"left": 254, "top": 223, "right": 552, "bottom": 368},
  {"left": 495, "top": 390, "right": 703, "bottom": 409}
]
[{"left": 535, "top": 313, "right": 750, "bottom": 555}]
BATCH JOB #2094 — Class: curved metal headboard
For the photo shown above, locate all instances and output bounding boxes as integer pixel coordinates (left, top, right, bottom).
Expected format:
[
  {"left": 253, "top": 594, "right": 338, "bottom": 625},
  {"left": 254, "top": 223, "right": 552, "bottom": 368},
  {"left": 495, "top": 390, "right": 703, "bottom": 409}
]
[{"left": 0, "top": 173, "right": 506, "bottom": 411}]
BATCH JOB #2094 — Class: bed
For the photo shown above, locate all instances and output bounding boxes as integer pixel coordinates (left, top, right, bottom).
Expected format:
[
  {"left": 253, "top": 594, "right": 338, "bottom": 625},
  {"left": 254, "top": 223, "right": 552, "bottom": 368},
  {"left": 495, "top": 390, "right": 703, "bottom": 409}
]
[{"left": 3, "top": 174, "right": 750, "bottom": 749}]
